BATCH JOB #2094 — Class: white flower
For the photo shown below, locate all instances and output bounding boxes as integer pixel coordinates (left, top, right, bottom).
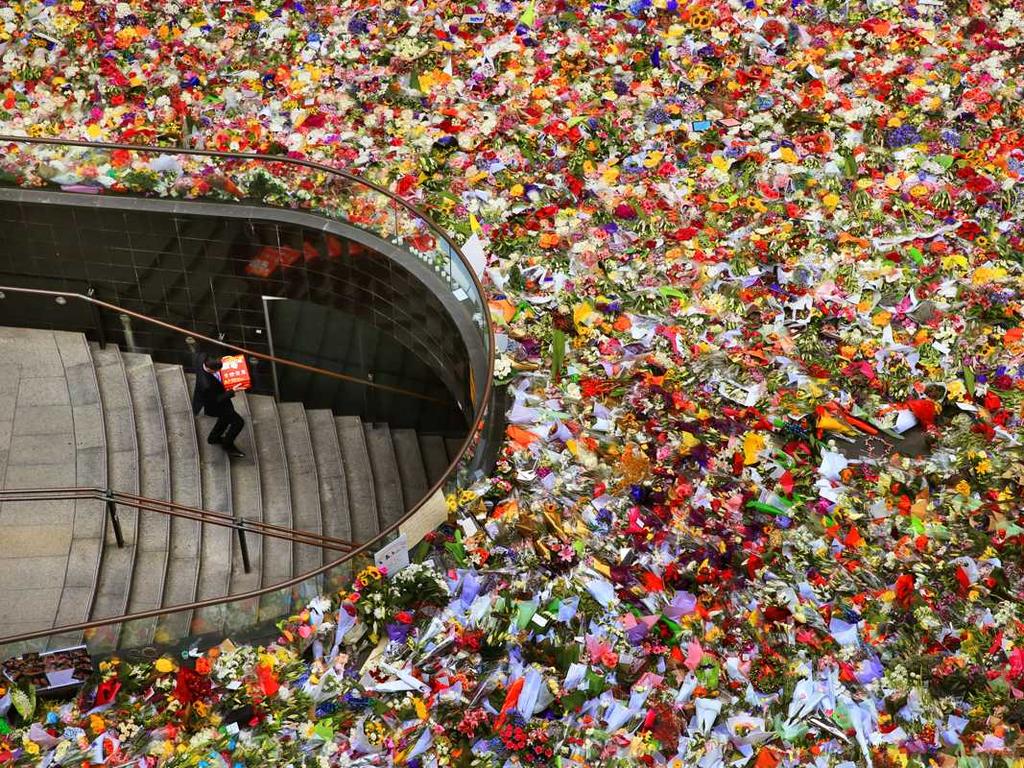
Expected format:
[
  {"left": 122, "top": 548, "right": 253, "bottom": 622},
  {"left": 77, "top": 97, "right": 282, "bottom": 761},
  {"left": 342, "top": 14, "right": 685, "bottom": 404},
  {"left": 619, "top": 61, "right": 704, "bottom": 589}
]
[{"left": 493, "top": 356, "right": 513, "bottom": 379}]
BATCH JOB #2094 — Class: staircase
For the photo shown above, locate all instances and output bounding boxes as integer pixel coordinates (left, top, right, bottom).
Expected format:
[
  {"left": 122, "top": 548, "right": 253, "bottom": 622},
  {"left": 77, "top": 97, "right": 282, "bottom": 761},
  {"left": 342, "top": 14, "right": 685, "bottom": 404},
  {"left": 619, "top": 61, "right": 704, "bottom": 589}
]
[{"left": 0, "top": 327, "right": 463, "bottom": 649}]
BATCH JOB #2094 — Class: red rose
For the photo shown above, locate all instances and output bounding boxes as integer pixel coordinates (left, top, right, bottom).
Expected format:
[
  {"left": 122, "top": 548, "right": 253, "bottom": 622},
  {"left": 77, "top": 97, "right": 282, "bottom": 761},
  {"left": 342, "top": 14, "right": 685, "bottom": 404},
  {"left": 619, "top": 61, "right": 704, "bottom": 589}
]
[
  {"left": 173, "top": 667, "right": 212, "bottom": 706},
  {"left": 895, "top": 573, "right": 915, "bottom": 608}
]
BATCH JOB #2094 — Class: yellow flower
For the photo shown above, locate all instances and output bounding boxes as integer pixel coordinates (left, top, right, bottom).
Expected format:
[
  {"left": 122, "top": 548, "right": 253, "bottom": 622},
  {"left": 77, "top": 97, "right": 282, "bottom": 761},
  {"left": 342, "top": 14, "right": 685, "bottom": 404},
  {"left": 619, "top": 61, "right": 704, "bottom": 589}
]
[
  {"left": 955, "top": 480, "right": 971, "bottom": 496},
  {"left": 154, "top": 657, "right": 175, "bottom": 674},
  {"left": 742, "top": 433, "right": 766, "bottom": 465},
  {"left": 972, "top": 265, "right": 1007, "bottom": 284}
]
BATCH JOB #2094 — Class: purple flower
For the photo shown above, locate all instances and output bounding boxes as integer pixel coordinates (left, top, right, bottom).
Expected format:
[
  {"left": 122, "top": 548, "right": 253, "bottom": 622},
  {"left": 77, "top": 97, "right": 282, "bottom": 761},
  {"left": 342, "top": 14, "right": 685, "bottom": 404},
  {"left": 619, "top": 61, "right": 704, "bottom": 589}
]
[{"left": 386, "top": 622, "right": 413, "bottom": 642}]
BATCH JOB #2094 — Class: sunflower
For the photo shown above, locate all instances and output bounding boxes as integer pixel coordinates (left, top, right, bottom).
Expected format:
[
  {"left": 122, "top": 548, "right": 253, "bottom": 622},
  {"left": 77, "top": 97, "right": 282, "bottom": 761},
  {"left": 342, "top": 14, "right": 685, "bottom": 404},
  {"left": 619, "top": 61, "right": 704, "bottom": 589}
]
[{"left": 688, "top": 6, "right": 716, "bottom": 29}]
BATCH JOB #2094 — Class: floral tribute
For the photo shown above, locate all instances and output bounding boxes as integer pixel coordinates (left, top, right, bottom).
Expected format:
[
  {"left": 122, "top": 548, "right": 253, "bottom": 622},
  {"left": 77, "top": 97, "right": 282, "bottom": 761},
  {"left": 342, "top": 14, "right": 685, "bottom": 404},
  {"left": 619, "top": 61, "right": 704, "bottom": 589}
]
[{"left": 2, "top": 0, "right": 1024, "bottom": 765}]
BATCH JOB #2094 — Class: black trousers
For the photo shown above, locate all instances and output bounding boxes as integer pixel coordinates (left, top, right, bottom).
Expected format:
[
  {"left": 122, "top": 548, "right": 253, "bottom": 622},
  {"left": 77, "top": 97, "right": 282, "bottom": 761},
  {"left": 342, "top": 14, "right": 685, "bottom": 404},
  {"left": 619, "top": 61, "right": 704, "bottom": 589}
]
[{"left": 209, "top": 410, "right": 244, "bottom": 446}]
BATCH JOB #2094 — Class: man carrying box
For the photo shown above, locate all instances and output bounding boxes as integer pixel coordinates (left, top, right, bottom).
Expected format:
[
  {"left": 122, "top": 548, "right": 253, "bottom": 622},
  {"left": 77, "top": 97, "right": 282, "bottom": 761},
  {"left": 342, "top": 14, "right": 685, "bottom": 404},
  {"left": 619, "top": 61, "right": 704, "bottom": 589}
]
[{"left": 191, "top": 352, "right": 246, "bottom": 459}]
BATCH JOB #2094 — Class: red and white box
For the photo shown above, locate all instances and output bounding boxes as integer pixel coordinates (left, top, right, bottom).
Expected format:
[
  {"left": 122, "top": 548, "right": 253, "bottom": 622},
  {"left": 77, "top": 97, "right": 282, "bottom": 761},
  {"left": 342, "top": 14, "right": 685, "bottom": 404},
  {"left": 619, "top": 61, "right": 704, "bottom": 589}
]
[{"left": 220, "top": 355, "right": 252, "bottom": 391}]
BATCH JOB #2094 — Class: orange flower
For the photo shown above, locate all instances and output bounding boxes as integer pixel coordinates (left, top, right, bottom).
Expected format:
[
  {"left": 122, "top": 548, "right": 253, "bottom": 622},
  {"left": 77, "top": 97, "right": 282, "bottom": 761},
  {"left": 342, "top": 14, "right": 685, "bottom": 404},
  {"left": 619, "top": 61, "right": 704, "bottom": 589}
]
[{"left": 539, "top": 232, "right": 560, "bottom": 249}]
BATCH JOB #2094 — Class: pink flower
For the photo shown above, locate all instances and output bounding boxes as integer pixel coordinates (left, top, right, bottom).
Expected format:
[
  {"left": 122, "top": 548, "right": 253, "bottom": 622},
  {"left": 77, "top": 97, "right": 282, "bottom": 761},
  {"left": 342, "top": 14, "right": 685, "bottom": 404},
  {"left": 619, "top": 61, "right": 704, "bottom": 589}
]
[{"left": 1008, "top": 647, "right": 1024, "bottom": 680}]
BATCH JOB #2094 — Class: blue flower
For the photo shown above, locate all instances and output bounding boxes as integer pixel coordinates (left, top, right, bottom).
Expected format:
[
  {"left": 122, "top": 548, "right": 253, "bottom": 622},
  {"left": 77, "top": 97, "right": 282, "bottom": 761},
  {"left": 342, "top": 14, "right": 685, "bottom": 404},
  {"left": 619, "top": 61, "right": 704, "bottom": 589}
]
[
  {"left": 343, "top": 691, "right": 371, "bottom": 710},
  {"left": 886, "top": 125, "right": 922, "bottom": 149},
  {"left": 315, "top": 701, "right": 339, "bottom": 718},
  {"left": 646, "top": 106, "right": 672, "bottom": 125},
  {"left": 941, "top": 129, "right": 961, "bottom": 148}
]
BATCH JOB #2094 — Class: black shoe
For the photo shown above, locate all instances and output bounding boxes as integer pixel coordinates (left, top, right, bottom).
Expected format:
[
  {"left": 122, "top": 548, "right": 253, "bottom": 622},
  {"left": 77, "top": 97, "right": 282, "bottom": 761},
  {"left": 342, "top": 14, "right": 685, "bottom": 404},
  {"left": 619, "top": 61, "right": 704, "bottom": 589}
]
[
  {"left": 207, "top": 435, "right": 223, "bottom": 445},
  {"left": 222, "top": 443, "right": 245, "bottom": 459}
]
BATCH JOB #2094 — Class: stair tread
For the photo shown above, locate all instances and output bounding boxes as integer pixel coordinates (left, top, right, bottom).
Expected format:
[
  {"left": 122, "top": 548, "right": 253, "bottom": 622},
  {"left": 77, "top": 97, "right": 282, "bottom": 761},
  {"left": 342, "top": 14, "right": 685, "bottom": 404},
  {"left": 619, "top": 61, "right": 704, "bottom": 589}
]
[
  {"left": 248, "top": 395, "right": 293, "bottom": 596},
  {"left": 363, "top": 423, "right": 405, "bottom": 530},
  {"left": 48, "top": 333, "right": 107, "bottom": 648},
  {"left": 335, "top": 416, "right": 379, "bottom": 543},
  {"left": 225, "top": 392, "right": 261, "bottom": 631},
  {"left": 188, "top": 371, "right": 234, "bottom": 637},
  {"left": 306, "top": 411, "right": 352, "bottom": 542},
  {"left": 86, "top": 344, "right": 139, "bottom": 633},
  {"left": 120, "top": 352, "right": 171, "bottom": 645},
  {"left": 391, "top": 429, "right": 430, "bottom": 511},
  {"left": 418, "top": 434, "right": 449, "bottom": 487},
  {"left": 307, "top": 410, "right": 353, "bottom": 591},
  {"left": 153, "top": 364, "right": 202, "bottom": 639},
  {"left": 444, "top": 437, "right": 464, "bottom": 464},
  {"left": 279, "top": 403, "right": 323, "bottom": 576}
]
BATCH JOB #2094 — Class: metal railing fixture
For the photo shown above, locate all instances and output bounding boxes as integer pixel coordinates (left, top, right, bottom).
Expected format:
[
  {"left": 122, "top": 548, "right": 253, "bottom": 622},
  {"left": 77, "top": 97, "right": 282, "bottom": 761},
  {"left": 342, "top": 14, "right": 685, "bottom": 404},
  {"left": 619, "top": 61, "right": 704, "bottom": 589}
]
[
  {"left": 0, "top": 488, "right": 356, "bottom": 573},
  {"left": 0, "top": 284, "right": 447, "bottom": 404},
  {"left": 0, "top": 135, "right": 496, "bottom": 657}
]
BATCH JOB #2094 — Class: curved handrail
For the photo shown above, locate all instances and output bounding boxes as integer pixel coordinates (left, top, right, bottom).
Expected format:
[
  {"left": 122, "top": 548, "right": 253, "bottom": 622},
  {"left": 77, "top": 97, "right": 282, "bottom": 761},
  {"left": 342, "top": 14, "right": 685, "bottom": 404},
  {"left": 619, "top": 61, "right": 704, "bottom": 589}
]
[
  {"left": 0, "top": 134, "right": 460, "bottom": 269},
  {"left": 0, "top": 487, "right": 356, "bottom": 552},
  {"left": 0, "top": 135, "right": 496, "bottom": 650},
  {"left": 0, "top": 284, "right": 447, "bottom": 405}
]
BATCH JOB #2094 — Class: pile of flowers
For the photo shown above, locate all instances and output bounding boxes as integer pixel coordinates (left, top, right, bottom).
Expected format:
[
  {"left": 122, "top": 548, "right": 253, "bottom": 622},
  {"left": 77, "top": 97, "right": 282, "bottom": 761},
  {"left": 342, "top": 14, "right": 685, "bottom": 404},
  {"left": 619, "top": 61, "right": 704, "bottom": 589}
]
[{"left": 2, "top": 0, "right": 1024, "bottom": 764}]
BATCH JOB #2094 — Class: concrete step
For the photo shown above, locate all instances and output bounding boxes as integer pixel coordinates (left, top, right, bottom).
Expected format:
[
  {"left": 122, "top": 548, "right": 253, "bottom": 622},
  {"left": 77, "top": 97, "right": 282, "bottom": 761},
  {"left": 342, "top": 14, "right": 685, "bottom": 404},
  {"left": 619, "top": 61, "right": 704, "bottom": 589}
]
[
  {"left": 224, "top": 392, "right": 261, "bottom": 633},
  {"left": 335, "top": 416, "right": 379, "bottom": 543},
  {"left": 119, "top": 352, "right": 171, "bottom": 649},
  {"left": 153, "top": 364, "right": 202, "bottom": 641},
  {"left": 47, "top": 332, "right": 107, "bottom": 650},
  {"left": 444, "top": 437, "right": 464, "bottom": 465},
  {"left": 278, "top": 403, "right": 323, "bottom": 577},
  {"left": 187, "top": 372, "right": 234, "bottom": 638},
  {"left": 418, "top": 434, "right": 449, "bottom": 487},
  {"left": 84, "top": 344, "right": 139, "bottom": 647},
  {"left": 0, "top": 325, "right": 462, "bottom": 651},
  {"left": 248, "top": 394, "right": 293, "bottom": 620},
  {"left": 391, "top": 428, "right": 430, "bottom": 511},
  {"left": 307, "top": 410, "right": 352, "bottom": 590},
  {"left": 363, "top": 423, "right": 405, "bottom": 530},
  {"left": 0, "top": 329, "right": 80, "bottom": 644}
]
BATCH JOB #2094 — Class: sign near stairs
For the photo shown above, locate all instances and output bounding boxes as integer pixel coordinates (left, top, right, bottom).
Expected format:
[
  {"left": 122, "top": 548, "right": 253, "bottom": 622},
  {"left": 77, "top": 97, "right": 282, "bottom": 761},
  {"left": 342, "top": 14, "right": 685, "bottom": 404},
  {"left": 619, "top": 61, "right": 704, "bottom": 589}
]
[{"left": 374, "top": 533, "right": 410, "bottom": 576}]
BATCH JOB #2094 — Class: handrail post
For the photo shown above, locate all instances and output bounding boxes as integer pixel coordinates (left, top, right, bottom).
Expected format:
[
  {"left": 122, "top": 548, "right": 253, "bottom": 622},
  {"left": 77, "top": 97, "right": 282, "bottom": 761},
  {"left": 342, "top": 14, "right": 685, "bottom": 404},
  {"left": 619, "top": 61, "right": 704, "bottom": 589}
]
[
  {"left": 236, "top": 519, "right": 252, "bottom": 574},
  {"left": 87, "top": 286, "right": 106, "bottom": 349},
  {"left": 105, "top": 490, "right": 125, "bottom": 549}
]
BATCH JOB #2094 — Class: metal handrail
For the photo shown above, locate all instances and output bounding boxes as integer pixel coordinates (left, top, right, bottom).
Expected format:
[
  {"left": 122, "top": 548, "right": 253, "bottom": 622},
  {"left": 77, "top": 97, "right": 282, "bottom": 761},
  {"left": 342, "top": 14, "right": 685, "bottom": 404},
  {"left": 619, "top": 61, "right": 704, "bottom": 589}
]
[
  {"left": 0, "top": 135, "right": 496, "bottom": 649},
  {"left": 0, "top": 487, "right": 355, "bottom": 553},
  {"left": 0, "top": 284, "right": 447, "bottom": 405}
]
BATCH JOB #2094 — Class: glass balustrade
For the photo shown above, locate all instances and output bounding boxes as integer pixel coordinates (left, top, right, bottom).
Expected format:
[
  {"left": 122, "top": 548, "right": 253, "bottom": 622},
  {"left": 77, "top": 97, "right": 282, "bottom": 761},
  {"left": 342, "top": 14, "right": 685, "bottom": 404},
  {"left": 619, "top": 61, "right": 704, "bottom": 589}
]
[{"left": 0, "top": 136, "right": 495, "bottom": 662}]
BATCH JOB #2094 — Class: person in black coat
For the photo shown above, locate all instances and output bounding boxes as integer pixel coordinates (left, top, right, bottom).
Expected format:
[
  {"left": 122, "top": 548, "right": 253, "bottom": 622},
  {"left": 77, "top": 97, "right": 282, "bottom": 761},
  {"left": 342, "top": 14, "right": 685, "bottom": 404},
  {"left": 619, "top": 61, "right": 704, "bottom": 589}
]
[{"left": 191, "top": 352, "right": 246, "bottom": 458}]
